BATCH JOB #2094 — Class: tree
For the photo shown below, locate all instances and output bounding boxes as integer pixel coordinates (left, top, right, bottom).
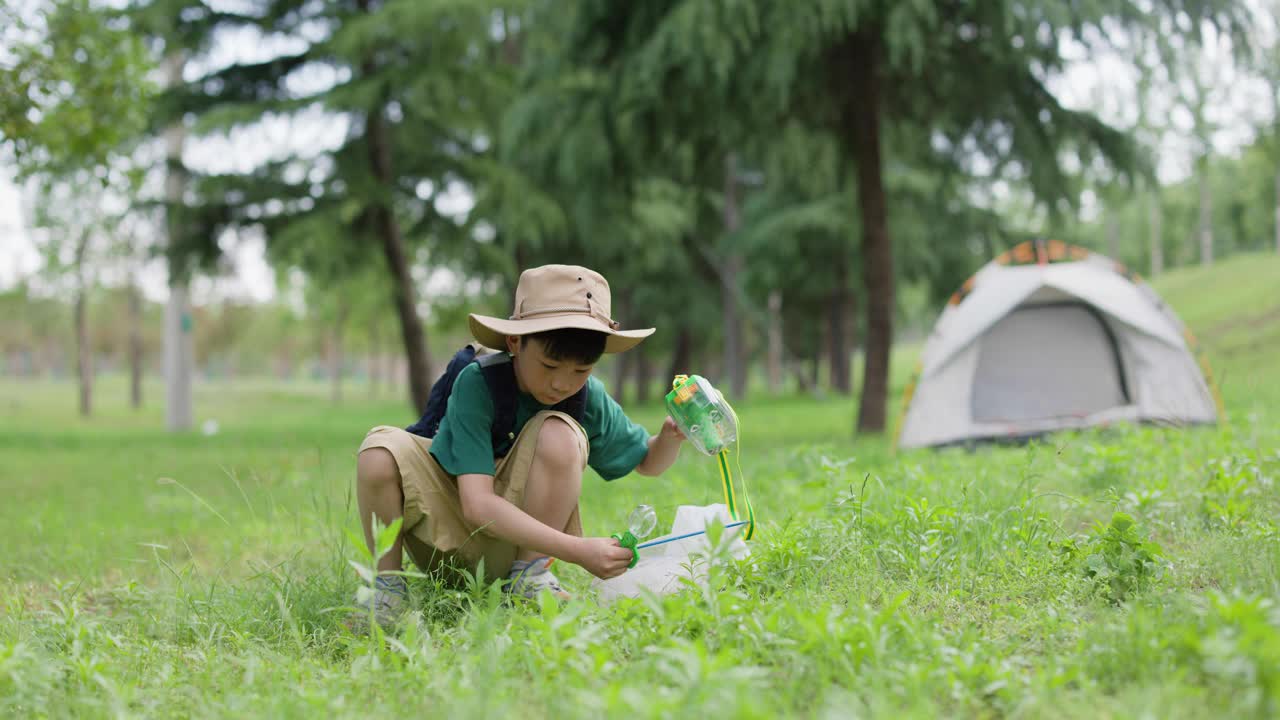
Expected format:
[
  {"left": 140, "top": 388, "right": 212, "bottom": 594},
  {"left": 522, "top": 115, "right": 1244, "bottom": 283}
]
[
  {"left": 503, "top": 2, "right": 771, "bottom": 401},
  {"left": 160, "top": 45, "right": 194, "bottom": 430},
  {"left": 1133, "top": 28, "right": 1173, "bottom": 276},
  {"left": 1178, "top": 39, "right": 1220, "bottom": 266},
  {"left": 1, "top": 0, "right": 155, "bottom": 415},
  {"left": 0, "top": 0, "right": 154, "bottom": 177},
  {"left": 544, "top": 0, "right": 1246, "bottom": 432},
  {"left": 158, "top": 0, "right": 526, "bottom": 413},
  {"left": 1246, "top": 2, "right": 1280, "bottom": 255},
  {"left": 266, "top": 218, "right": 387, "bottom": 405},
  {"left": 0, "top": 283, "right": 65, "bottom": 377},
  {"left": 111, "top": 205, "right": 156, "bottom": 408},
  {"left": 99, "top": 0, "right": 216, "bottom": 430},
  {"left": 731, "top": 125, "right": 859, "bottom": 394},
  {"left": 25, "top": 172, "right": 117, "bottom": 416}
]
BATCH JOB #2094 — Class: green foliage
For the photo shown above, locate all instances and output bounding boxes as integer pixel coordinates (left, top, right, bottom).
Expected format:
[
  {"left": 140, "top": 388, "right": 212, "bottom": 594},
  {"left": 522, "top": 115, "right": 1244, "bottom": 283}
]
[
  {"left": 1199, "top": 455, "right": 1276, "bottom": 536},
  {"left": 1053, "top": 512, "right": 1168, "bottom": 603},
  {"left": 1174, "top": 590, "right": 1280, "bottom": 715},
  {"left": 1065, "top": 136, "right": 1280, "bottom": 273},
  {"left": 0, "top": 0, "right": 155, "bottom": 176}
]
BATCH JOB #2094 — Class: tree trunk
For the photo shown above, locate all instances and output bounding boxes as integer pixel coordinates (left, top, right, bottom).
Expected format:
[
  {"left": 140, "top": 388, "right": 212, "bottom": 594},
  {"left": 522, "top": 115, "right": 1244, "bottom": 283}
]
[
  {"left": 667, "top": 326, "right": 692, "bottom": 381},
  {"left": 611, "top": 287, "right": 633, "bottom": 400},
  {"left": 767, "top": 290, "right": 782, "bottom": 394},
  {"left": 809, "top": 346, "right": 821, "bottom": 393},
  {"left": 1106, "top": 206, "right": 1121, "bottom": 260},
  {"left": 612, "top": 345, "right": 631, "bottom": 403},
  {"left": 368, "top": 322, "right": 381, "bottom": 397},
  {"left": 75, "top": 291, "right": 91, "bottom": 416},
  {"left": 848, "top": 285, "right": 860, "bottom": 389},
  {"left": 633, "top": 347, "right": 652, "bottom": 404},
  {"left": 370, "top": 155, "right": 431, "bottom": 413},
  {"left": 502, "top": 236, "right": 527, "bottom": 301},
  {"left": 828, "top": 255, "right": 851, "bottom": 395},
  {"left": 163, "top": 282, "right": 193, "bottom": 428},
  {"left": 278, "top": 346, "right": 293, "bottom": 380},
  {"left": 721, "top": 154, "right": 747, "bottom": 399},
  {"left": 73, "top": 232, "right": 92, "bottom": 418},
  {"left": 163, "top": 49, "right": 192, "bottom": 431},
  {"left": 1148, "top": 190, "right": 1164, "bottom": 276},
  {"left": 359, "top": 22, "right": 432, "bottom": 413},
  {"left": 1198, "top": 156, "right": 1213, "bottom": 265},
  {"left": 1272, "top": 75, "right": 1279, "bottom": 255},
  {"left": 1274, "top": 166, "right": 1280, "bottom": 254},
  {"left": 128, "top": 276, "right": 143, "bottom": 409},
  {"left": 791, "top": 363, "right": 813, "bottom": 394},
  {"left": 843, "top": 32, "right": 893, "bottom": 433}
]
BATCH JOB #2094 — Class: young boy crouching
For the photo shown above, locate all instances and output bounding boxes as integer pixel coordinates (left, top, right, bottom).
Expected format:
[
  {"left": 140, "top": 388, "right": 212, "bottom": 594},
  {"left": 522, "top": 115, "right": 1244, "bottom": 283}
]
[{"left": 353, "top": 265, "right": 685, "bottom": 624}]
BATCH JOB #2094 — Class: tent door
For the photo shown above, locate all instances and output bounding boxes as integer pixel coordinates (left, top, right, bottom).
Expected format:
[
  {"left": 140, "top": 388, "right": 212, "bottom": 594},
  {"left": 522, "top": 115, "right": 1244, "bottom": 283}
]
[{"left": 971, "top": 303, "right": 1129, "bottom": 423}]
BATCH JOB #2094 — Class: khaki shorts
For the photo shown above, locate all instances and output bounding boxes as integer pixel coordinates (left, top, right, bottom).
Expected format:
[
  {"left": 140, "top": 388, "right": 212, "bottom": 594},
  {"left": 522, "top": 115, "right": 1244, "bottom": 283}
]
[{"left": 357, "top": 411, "right": 589, "bottom": 580}]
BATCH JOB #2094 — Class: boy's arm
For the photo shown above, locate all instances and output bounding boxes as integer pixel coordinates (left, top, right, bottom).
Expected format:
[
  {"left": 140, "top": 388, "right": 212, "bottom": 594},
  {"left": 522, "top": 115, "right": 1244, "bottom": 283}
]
[
  {"left": 457, "top": 473, "right": 584, "bottom": 560},
  {"left": 633, "top": 416, "right": 686, "bottom": 476},
  {"left": 457, "top": 473, "right": 633, "bottom": 578}
]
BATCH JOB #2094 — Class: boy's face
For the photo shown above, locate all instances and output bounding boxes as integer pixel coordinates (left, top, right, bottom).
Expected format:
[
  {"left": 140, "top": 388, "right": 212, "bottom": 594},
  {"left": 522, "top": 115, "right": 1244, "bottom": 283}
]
[{"left": 506, "top": 336, "right": 595, "bottom": 406}]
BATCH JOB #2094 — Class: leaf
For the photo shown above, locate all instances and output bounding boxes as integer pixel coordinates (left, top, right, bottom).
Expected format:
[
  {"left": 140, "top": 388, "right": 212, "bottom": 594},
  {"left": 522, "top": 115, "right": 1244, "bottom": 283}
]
[
  {"left": 1084, "top": 554, "right": 1110, "bottom": 577},
  {"left": 345, "top": 528, "right": 373, "bottom": 563},
  {"left": 348, "top": 559, "right": 376, "bottom": 584},
  {"left": 1109, "top": 512, "right": 1135, "bottom": 533},
  {"left": 375, "top": 517, "right": 403, "bottom": 560},
  {"left": 981, "top": 679, "right": 1008, "bottom": 696}
]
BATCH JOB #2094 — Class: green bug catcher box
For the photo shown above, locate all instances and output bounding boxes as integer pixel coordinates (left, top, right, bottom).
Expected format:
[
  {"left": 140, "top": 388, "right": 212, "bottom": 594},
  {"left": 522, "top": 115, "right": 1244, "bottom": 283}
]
[{"left": 664, "top": 375, "right": 737, "bottom": 456}]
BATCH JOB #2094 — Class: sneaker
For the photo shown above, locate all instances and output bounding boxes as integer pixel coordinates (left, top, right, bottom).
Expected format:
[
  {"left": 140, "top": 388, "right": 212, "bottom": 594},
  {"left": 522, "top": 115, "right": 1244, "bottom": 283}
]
[
  {"left": 347, "top": 575, "right": 407, "bottom": 632},
  {"left": 505, "top": 557, "right": 572, "bottom": 601}
]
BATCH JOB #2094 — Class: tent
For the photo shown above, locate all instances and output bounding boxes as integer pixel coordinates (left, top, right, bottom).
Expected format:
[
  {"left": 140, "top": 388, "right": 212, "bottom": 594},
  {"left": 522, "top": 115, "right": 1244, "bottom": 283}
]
[{"left": 896, "top": 240, "right": 1221, "bottom": 449}]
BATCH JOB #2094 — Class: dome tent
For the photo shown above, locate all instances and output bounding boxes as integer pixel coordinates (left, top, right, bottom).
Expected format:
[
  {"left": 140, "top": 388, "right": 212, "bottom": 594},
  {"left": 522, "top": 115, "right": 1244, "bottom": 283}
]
[{"left": 896, "top": 240, "right": 1221, "bottom": 450}]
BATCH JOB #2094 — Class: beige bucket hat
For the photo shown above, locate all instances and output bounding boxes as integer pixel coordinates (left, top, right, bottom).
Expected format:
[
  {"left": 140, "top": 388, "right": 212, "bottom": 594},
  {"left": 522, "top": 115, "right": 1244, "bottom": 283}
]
[{"left": 468, "top": 264, "right": 654, "bottom": 354}]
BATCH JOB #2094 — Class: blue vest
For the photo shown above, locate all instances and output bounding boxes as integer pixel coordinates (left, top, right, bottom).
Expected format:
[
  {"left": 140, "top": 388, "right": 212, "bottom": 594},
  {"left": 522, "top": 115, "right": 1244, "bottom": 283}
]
[{"left": 405, "top": 345, "right": 589, "bottom": 456}]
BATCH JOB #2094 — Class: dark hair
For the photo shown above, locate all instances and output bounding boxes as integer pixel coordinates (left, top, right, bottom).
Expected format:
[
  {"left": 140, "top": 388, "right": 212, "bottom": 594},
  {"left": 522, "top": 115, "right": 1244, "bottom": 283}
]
[{"left": 521, "top": 328, "right": 607, "bottom": 364}]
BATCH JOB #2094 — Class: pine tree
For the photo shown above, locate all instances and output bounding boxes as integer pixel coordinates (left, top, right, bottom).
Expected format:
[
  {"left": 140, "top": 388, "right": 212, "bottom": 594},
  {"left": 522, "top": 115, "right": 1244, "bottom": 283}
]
[
  {"left": 147, "top": 0, "right": 514, "bottom": 412},
  {"left": 543, "top": 0, "right": 1246, "bottom": 433}
]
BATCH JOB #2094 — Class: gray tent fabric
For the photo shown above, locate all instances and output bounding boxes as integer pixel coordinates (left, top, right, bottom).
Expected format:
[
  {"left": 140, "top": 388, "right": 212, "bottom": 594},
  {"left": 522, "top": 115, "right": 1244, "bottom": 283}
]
[
  {"left": 898, "top": 242, "right": 1219, "bottom": 449},
  {"left": 972, "top": 304, "right": 1127, "bottom": 423}
]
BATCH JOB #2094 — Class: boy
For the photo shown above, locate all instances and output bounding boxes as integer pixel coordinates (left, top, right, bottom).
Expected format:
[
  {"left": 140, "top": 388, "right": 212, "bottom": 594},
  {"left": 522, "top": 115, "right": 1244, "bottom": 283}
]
[{"left": 354, "top": 264, "right": 686, "bottom": 623}]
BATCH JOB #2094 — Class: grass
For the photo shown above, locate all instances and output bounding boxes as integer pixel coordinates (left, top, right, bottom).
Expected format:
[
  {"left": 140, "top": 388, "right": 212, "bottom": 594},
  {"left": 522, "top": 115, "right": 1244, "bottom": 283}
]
[{"left": 1, "top": 252, "right": 1278, "bottom": 718}]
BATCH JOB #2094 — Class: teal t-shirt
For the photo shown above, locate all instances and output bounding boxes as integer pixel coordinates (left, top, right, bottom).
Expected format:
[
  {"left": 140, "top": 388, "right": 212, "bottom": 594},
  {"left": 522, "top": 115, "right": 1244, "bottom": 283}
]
[{"left": 429, "top": 361, "right": 650, "bottom": 480}]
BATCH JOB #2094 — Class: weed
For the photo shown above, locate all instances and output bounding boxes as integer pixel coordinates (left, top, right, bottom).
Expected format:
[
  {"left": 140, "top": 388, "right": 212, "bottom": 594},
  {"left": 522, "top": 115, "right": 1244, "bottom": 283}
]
[
  {"left": 1052, "top": 512, "right": 1169, "bottom": 603},
  {"left": 1, "top": 321, "right": 1278, "bottom": 718},
  {"left": 1200, "top": 455, "right": 1276, "bottom": 536}
]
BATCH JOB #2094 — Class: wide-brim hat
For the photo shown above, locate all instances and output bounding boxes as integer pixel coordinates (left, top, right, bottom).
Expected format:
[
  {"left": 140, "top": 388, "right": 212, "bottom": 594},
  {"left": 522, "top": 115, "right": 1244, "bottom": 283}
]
[{"left": 468, "top": 264, "right": 654, "bottom": 354}]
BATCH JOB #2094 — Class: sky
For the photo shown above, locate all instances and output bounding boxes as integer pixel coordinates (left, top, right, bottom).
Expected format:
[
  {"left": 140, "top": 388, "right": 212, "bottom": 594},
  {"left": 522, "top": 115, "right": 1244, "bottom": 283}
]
[{"left": 0, "top": 18, "right": 1272, "bottom": 306}]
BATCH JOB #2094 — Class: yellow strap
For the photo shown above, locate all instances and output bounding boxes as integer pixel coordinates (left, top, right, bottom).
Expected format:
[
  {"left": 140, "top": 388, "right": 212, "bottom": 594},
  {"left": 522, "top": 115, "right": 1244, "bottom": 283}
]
[
  {"left": 717, "top": 447, "right": 755, "bottom": 540},
  {"left": 672, "top": 374, "right": 755, "bottom": 540},
  {"left": 718, "top": 398, "right": 754, "bottom": 540}
]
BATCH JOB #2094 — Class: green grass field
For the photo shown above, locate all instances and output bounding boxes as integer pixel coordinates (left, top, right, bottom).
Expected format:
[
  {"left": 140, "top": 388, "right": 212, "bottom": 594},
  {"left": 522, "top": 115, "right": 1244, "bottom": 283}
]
[{"left": 2, "top": 253, "right": 1278, "bottom": 718}]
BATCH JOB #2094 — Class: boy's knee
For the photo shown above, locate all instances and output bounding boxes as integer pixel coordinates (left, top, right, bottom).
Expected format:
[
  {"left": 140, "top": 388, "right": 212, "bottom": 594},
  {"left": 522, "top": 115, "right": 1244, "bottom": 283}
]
[
  {"left": 357, "top": 447, "right": 401, "bottom": 489},
  {"left": 535, "top": 416, "right": 585, "bottom": 472}
]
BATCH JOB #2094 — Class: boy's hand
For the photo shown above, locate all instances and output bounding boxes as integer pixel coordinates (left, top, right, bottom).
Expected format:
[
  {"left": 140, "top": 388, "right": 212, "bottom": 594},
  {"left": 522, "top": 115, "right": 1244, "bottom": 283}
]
[
  {"left": 659, "top": 416, "right": 686, "bottom": 442},
  {"left": 633, "top": 416, "right": 688, "bottom": 476},
  {"left": 574, "top": 536, "right": 635, "bottom": 579}
]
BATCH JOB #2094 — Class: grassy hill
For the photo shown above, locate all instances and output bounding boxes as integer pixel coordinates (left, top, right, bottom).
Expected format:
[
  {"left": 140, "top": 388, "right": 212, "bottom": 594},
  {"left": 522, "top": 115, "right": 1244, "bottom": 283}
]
[{"left": 1153, "top": 250, "right": 1280, "bottom": 380}]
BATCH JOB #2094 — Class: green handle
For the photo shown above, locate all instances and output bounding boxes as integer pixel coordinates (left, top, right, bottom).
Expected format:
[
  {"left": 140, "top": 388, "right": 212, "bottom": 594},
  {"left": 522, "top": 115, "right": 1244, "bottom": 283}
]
[{"left": 611, "top": 531, "right": 639, "bottom": 568}]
